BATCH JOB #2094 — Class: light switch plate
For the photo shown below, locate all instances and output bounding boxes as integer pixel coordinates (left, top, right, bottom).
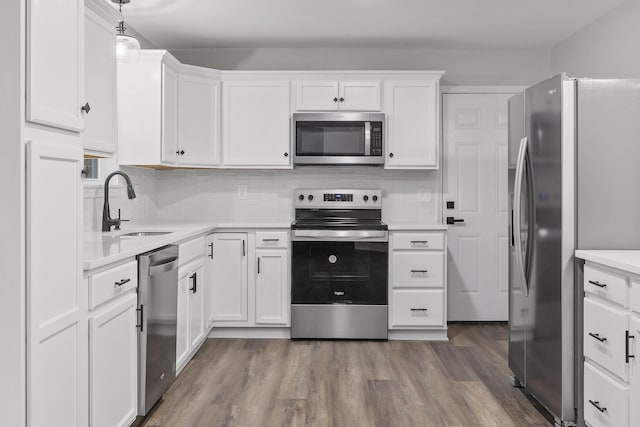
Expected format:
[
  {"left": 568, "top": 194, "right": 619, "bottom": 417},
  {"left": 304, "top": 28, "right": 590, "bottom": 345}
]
[{"left": 237, "top": 184, "right": 248, "bottom": 200}]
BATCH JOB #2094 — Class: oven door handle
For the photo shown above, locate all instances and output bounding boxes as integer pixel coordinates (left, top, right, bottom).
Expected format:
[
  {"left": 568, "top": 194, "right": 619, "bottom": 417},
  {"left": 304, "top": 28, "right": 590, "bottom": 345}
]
[{"left": 292, "top": 229, "right": 389, "bottom": 242}]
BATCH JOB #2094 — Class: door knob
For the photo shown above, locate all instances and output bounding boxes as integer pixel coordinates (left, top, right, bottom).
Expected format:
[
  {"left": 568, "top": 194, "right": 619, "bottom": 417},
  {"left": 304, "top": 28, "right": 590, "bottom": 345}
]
[{"left": 446, "top": 217, "right": 465, "bottom": 225}]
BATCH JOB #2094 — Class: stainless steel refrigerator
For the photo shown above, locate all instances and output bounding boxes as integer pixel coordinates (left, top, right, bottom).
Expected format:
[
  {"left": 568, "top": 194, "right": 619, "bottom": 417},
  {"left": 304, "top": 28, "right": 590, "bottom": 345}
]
[{"left": 508, "top": 74, "right": 640, "bottom": 426}]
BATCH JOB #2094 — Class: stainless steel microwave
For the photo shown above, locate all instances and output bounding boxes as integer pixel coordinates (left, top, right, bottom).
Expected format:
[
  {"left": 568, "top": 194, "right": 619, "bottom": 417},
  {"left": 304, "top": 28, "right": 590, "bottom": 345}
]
[{"left": 293, "top": 113, "right": 385, "bottom": 165}]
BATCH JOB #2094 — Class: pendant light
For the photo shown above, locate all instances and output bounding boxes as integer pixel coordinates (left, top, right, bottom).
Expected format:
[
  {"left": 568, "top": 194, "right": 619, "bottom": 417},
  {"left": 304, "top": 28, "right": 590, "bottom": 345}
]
[{"left": 111, "top": 0, "right": 141, "bottom": 61}]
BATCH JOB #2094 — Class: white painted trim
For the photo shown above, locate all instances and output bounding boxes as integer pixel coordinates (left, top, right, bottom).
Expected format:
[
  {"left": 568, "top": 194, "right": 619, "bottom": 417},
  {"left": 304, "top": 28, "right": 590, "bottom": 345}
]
[
  {"left": 208, "top": 327, "right": 291, "bottom": 339},
  {"left": 388, "top": 329, "right": 449, "bottom": 341},
  {"left": 441, "top": 85, "right": 526, "bottom": 94}
]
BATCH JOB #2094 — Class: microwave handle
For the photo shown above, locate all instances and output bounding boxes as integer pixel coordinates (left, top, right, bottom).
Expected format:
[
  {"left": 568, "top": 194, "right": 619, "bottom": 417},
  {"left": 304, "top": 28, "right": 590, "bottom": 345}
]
[{"left": 364, "top": 121, "right": 371, "bottom": 157}]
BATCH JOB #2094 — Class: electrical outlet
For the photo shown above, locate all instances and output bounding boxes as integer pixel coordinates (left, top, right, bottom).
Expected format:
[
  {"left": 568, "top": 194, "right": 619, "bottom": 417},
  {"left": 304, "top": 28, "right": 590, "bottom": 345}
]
[
  {"left": 416, "top": 188, "right": 432, "bottom": 203},
  {"left": 237, "top": 185, "right": 248, "bottom": 200}
]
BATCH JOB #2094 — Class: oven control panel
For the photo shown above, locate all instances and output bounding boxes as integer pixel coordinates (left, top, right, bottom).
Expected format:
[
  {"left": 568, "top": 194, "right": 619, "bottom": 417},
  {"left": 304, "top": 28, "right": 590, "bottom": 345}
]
[{"left": 295, "top": 189, "right": 382, "bottom": 209}]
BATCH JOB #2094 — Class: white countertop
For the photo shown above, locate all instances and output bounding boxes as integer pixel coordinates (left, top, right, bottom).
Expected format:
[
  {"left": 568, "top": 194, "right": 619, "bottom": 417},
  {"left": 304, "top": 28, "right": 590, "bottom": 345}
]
[
  {"left": 575, "top": 250, "right": 640, "bottom": 275},
  {"left": 387, "top": 223, "right": 448, "bottom": 231},
  {"left": 84, "top": 220, "right": 291, "bottom": 270}
]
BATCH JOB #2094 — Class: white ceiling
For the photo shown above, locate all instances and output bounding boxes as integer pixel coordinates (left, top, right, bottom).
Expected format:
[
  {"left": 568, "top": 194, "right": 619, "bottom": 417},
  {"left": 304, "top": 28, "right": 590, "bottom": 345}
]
[{"left": 114, "top": 0, "right": 626, "bottom": 49}]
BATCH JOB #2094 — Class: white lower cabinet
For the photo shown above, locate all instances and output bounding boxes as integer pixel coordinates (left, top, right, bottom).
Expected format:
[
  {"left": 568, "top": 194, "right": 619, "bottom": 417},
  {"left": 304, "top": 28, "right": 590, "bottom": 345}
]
[
  {"left": 630, "top": 315, "right": 640, "bottom": 427},
  {"left": 388, "top": 229, "right": 448, "bottom": 339},
  {"left": 208, "top": 230, "right": 290, "bottom": 329},
  {"left": 89, "top": 292, "right": 137, "bottom": 427},
  {"left": 176, "top": 252, "right": 207, "bottom": 373}
]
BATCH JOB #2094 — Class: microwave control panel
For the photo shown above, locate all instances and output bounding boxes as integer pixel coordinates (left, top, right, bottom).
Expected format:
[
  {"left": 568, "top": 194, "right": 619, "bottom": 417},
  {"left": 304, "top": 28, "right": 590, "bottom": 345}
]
[{"left": 370, "top": 123, "right": 383, "bottom": 156}]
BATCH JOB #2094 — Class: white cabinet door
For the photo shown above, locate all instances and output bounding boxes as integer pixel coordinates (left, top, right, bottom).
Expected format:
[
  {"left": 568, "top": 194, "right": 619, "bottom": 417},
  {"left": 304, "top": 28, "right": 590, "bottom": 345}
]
[
  {"left": 339, "top": 81, "right": 381, "bottom": 111},
  {"left": 27, "top": 140, "right": 86, "bottom": 427},
  {"left": 161, "top": 63, "right": 180, "bottom": 165},
  {"left": 83, "top": 7, "right": 116, "bottom": 155},
  {"left": 295, "top": 81, "right": 339, "bottom": 111},
  {"left": 210, "top": 233, "right": 248, "bottom": 322},
  {"left": 630, "top": 316, "right": 640, "bottom": 427},
  {"left": 222, "top": 80, "right": 291, "bottom": 167},
  {"left": 176, "top": 269, "right": 190, "bottom": 369},
  {"left": 189, "top": 263, "right": 206, "bottom": 349},
  {"left": 89, "top": 293, "right": 137, "bottom": 427},
  {"left": 255, "top": 249, "right": 289, "bottom": 325},
  {"left": 178, "top": 72, "right": 221, "bottom": 167},
  {"left": 27, "top": 0, "right": 84, "bottom": 132},
  {"left": 385, "top": 80, "right": 439, "bottom": 169}
]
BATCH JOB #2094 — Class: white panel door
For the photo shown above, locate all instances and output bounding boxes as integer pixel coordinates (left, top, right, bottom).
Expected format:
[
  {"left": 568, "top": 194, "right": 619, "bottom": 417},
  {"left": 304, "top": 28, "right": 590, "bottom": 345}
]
[
  {"left": 384, "top": 80, "right": 438, "bottom": 168},
  {"left": 443, "top": 93, "right": 513, "bottom": 321},
  {"left": 339, "top": 81, "right": 381, "bottom": 111},
  {"left": 161, "top": 63, "right": 179, "bottom": 165},
  {"left": 295, "top": 81, "right": 339, "bottom": 111},
  {"left": 222, "top": 80, "right": 291, "bottom": 167},
  {"left": 83, "top": 7, "right": 116, "bottom": 155},
  {"left": 255, "top": 249, "right": 289, "bottom": 325},
  {"left": 176, "top": 269, "right": 191, "bottom": 369},
  {"left": 89, "top": 293, "right": 137, "bottom": 427},
  {"left": 27, "top": 140, "right": 86, "bottom": 427},
  {"left": 27, "top": 0, "right": 84, "bottom": 131},
  {"left": 189, "top": 263, "right": 206, "bottom": 349},
  {"left": 210, "top": 233, "right": 248, "bottom": 322},
  {"left": 630, "top": 315, "right": 640, "bottom": 427},
  {"left": 178, "top": 73, "right": 220, "bottom": 166}
]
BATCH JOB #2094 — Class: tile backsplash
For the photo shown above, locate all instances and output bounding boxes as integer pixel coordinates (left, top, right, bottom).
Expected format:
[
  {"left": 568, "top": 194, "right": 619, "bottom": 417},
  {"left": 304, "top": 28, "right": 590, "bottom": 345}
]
[{"left": 84, "top": 165, "right": 442, "bottom": 231}]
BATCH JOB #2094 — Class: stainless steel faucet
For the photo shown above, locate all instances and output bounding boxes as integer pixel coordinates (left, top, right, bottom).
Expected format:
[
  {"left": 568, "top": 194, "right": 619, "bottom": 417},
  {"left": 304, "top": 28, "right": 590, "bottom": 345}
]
[{"left": 102, "top": 171, "right": 137, "bottom": 232}]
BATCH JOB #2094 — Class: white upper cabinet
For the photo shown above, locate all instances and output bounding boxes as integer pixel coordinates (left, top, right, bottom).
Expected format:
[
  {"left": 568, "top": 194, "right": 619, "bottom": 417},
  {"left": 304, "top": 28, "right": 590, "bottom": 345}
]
[
  {"left": 83, "top": 1, "right": 118, "bottom": 156},
  {"left": 222, "top": 79, "right": 291, "bottom": 168},
  {"left": 160, "top": 63, "right": 179, "bottom": 165},
  {"left": 384, "top": 78, "right": 441, "bottom": 169},
  {"left": 27, "top": 0, "right": 84, "bottom": 132},
  {"left": 295, "top": 80, "right": 381, "bottom": 111},
  {"left": 178, "top": 67, "right": 221, "bottom": 167}
]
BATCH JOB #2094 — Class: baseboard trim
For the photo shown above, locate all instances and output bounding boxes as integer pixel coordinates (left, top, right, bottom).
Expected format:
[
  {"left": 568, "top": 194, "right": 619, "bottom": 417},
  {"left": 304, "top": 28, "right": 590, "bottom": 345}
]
[
  {"left": 388, "top": 329, "right": 449, "bottom": 341},
  {"left": 208, "top": 327, "right": 291, "bottom": 339}
]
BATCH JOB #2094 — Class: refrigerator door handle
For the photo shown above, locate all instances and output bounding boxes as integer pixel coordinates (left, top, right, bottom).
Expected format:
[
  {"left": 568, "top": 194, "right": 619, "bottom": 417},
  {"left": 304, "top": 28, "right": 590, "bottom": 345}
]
[
  {"left": 513, "top": 136, "right": 529, "bottom": 296},
  {"left": 523, "top": 145, "right": 536, "bottom": 296}
]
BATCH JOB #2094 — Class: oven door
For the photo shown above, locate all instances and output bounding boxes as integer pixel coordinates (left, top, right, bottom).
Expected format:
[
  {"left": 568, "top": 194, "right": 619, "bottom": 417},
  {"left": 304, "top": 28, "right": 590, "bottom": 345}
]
[{"left": 292, "top": 237, "right": 388, "bottom": 305}]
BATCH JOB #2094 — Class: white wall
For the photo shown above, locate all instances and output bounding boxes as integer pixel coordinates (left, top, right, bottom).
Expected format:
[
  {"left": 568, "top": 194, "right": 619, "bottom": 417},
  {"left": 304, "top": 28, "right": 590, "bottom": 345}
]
[
  {"left": 551, "top": 0, "right": 640, "bottom": 78},
  {"left": 171, "top": 47, "right": 552, "bottom": 86},
  {"left": 0, "top": 0, "right": 25, "bottom": 425}
]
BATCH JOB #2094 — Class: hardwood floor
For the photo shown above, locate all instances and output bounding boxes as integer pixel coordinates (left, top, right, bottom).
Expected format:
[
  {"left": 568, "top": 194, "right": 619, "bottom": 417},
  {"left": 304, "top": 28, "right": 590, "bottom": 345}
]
[{"left": 143, "top": 324, "right": 553, "bottom": 427}]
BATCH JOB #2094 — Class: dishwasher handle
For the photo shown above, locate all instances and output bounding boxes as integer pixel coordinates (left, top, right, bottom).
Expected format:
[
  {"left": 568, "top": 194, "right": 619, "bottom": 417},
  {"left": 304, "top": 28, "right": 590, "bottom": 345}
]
[{"left": 148, "top": 257, "right": 179, "bottom": 276}]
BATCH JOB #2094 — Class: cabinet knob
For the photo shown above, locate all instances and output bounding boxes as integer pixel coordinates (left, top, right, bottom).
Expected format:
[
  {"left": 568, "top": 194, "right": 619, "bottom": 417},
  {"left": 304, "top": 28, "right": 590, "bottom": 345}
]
[
  {"left": 81, "top": 102, "right": 91, "bottom": 114},
  {"left": 333, "top": 97, "right": 338, "bottom": 103},
  {"left": 389, "top": 152, "right": 394, "bottom": 158},
  {"left": 339, "top": 97, "right": 344, "bottom": 102},
  {"left": 284, "top": 152, "right": 289, "bottom": 157},
  {"left": 180, "top": 150, "right": 185, "bottom": 155}
]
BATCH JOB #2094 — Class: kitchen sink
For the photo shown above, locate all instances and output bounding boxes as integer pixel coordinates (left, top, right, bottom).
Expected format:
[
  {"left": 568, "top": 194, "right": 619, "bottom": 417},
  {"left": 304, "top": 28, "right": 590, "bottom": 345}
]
[{"left": 118, "top": 231, "right": 172, "bottom": 237}]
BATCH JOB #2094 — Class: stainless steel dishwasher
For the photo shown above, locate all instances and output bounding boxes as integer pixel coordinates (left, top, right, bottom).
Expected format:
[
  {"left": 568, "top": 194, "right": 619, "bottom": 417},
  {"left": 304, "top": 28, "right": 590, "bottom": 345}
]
[{"left": 137, "top": 245, "right": 179, "bottom": 417}]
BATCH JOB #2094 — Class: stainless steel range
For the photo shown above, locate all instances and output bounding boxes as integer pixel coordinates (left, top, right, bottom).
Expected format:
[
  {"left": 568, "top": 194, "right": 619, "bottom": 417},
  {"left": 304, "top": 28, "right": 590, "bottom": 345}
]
[{"left": 291, "top": 189, "right": 388, "bottom": 339}]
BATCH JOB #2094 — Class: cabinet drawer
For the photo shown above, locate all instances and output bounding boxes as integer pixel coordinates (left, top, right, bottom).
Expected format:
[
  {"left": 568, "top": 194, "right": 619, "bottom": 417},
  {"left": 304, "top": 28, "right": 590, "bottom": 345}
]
[
  {"left": 390, "top": 289, "right": 444, "bottom": 327},
  {"left": 392, "top": 232, "right": 444, "bottom": 250},
  {"left": 89, "top": 260, "right": 138, "bottom": 309},
  {"left": 392, "top": 252, "right": 444, "bottom": 288},
  {"left": 584, "top": 263, "right": 628, "bottom": 307},
  {"left": 179, "top": 236, "right": 204, "bottom": 265},
  {"left": 256, "top": 231, "right": 289, "bottom": 249},
  {"left": 584, "top": 362, "right": 628, "bottom": 427},
  {"left": 584, "top": 297, "right": 628, "bottom": 381},
  {"left": 631, "top": 281, "right": 640, "bottom": 315}
]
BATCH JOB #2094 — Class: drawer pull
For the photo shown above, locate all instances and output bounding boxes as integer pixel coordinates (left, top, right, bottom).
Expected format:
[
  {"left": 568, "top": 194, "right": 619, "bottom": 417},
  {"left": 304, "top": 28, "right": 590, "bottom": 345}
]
[
  {"left": 410, "top": 269, "right": 428, "bottom": 273},
  {"left": 411, "top": 240, "right": 429, "bottom": 245},
  {"left": 114, "top": 278, "right": 131, "bottom": 287},
  {"left": 410, "top": 308, "right": 428, "bottom": 312},
  {"left": 589, "top": 332, "right": 607, "bottom": 343},
  {"left": 588, "top": 400, "right": 607, "bottom": 413},
  {"left": 208, "top": 242, "right": 214, "bottom": 259},
  {"left": 588, "top": 280, "right": 607, "bottom": 288},
  {"left": 626, "top": 330, "right": 635, "bottom": 363},
  {"left": 262, "top": 238, "right": 280, "bottom": 242}
]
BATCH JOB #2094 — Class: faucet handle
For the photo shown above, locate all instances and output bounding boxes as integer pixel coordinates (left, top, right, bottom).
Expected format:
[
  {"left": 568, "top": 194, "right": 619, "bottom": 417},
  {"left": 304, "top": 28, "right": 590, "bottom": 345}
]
[{"left": 117, "top": 209, "right": 130, "bottom": 223}]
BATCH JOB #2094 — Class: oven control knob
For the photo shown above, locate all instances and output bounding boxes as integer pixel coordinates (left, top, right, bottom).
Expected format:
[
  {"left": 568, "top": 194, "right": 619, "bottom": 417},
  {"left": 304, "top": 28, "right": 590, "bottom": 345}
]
[
  {"left": 308, "top": 194, "right": 314, "bottom": 201},
  {"left": 372, "top": 195, "right": 378, "bottom": 202},
  {"left": 298, "top": 194, "right": 304, "bottom": 201},
  {"left": 363, "top": 195, "right": 369, "bottom": 202}
]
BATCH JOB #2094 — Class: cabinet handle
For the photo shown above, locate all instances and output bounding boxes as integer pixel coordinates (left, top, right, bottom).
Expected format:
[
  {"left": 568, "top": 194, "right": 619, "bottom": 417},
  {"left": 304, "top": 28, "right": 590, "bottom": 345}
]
[
  {"left": 262, "top": 238, "right": 280, "bottom": 242},
  {"left": 284, "top": 152, "right": 289, "bottom": 157},
  {"left": 339, "top": 97, "right": 344, "bottom": 102},
  {"left": 81, "top": 102, "right": 91, "bottom": 114},
  {"left": 257, "top": 257, "right": 260, "bottom": 274},
  {"left": 389, "top": 152, "right": 394, "bottom": 158},
  {"left": 333, "top": 97, "right": 338, "bottom": 103},
  {"left": 242, "top": 240, "right": 245, "bottom": 257},
  {"left": 588, "top": 280, "right": 607, "bottom": 288},
  {"left": 180, "top": 150, "right": 185, "bottom": 155},
  {"left": 136, "top": 305, "right": 144, "bottom": 331},
  {"left": 208, "top": 242, "right": 214, "bottom": 259},
  {"left": 410, "top": 269, "right": 428, "bottom": 274},
  {"left": 114, "top": 278, "right": 131, "bottom": 287},
  {"left": 189, "top": 272, "right": 197, "bottom": 293},
  {"left": 626, "top": 330, "right": 635, "bottom": 363},
  {"left": 410, "top": 308, "right": 428, "bottom": 312},
  {"left": 411, "top": 240, "right": 429, "bottom": 245},
  {"left": 589, "top": 332, "right": 607, "bottom": 343},
  {"left": 588, "top": 400, "right": 607, "bottom": 413}
]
